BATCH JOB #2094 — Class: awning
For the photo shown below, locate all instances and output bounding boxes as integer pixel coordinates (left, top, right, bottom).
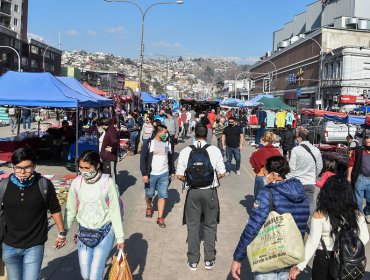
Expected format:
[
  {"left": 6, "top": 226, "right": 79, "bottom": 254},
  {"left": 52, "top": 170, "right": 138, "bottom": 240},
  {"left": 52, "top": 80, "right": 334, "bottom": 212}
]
[{"left": 83, "top": 83, "right": 108, "bottom": 96}]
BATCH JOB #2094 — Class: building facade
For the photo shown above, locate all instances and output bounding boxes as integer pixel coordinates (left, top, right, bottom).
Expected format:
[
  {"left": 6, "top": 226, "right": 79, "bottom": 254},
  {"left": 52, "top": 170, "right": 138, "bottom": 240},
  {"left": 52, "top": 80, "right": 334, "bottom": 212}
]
[
  {"left": 0, "top": 0, "right": 27, "bottom": 40},
  {"left": 249, "top": 0, "right": 370, "bottom": 111},
  {"left": 81, "top": 69, "right": 125, "bottom": 94}
]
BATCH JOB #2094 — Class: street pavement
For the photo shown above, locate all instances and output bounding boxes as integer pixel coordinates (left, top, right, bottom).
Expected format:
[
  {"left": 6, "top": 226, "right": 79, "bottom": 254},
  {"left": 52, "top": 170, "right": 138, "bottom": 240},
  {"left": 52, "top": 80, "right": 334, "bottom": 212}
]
[{"left": 1, "top": 124, "right": 370, "bottom": 280}]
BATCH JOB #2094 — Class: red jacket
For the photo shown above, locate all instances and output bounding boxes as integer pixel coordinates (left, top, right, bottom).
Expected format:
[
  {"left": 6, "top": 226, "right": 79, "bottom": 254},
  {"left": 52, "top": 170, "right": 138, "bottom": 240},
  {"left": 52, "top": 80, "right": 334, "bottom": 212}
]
[
  {"left": 207, "top": 112, "right": 217, "bottom": 129},
  {"left": 250, "top": 144, "right": 281, "bottom": 174}
]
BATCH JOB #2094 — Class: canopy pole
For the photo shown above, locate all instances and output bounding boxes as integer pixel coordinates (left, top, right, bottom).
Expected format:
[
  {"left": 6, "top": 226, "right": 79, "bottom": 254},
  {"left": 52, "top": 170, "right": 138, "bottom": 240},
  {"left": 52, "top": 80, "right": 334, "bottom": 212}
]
[
  {"left": 16, "top": 108, "right": 21, "bottom": 135},
  {"left": 75, "top": 108, "right": 79, "bottom": 174}
]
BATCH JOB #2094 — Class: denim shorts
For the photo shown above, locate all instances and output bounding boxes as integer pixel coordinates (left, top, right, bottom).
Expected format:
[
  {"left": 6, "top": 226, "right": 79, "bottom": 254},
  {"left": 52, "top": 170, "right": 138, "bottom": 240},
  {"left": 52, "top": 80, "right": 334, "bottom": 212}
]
[{"left": 145, "top": 172, "right": 169, "bottom": 199}]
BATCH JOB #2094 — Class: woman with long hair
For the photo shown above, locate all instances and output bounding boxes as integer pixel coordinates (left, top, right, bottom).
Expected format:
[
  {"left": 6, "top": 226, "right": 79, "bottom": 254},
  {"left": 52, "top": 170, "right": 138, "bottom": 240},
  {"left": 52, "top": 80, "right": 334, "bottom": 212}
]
[
  {"left": 64, "top": 150, "right": 124, "bottom": 280},
  {"left": 289, "top": 176, "right": 369, "bottom": 280}
]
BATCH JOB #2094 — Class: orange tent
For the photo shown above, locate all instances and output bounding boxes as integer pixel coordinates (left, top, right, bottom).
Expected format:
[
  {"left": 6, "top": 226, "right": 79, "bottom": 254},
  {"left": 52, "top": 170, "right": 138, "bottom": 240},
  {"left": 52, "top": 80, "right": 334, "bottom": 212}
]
[
  {"left": 83, "top": 83, "right": 108, "bottom": 96},
  {"left": 300, "top": 108, "right": 347, "bottom": 117}
]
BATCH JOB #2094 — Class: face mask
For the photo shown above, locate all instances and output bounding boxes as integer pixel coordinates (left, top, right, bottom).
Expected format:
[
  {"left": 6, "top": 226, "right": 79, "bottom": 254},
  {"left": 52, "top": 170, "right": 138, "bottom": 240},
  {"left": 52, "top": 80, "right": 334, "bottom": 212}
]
[
  {"left": 160, "top": 133, "right": 168, "bottom": 142},
  {"left": 81, "top": 169, "right": 98, "bottom": 180},
  {"left": 364, "top": 145, "right": 370, "bottom": 151},
  {"left": 263, "top": 172, "right": 273, "bottom": 185},
  {"left": 229, "top": 123, "right": 235, "bottom": 127},
  {"left": 98, "top": 127, "right": 104, "bottom": 133}
]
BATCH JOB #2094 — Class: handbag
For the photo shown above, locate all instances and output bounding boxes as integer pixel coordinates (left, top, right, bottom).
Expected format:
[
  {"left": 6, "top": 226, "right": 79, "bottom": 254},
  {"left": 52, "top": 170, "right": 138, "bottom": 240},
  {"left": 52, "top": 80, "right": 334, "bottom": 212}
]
[
  {"left": 246, "top": 190, "right": 305, "bottom": 273},
  {"left": 78, "top": 223, "right": 111, "bottom": 248},
  {"left": 109, "top": 250, "right": 133, "bottom": 280}
]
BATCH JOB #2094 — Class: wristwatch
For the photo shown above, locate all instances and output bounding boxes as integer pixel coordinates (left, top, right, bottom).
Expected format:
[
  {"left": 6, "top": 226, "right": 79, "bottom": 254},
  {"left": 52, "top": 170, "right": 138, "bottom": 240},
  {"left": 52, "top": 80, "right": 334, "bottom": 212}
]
[{"left": 58, "top": 230, "right": 67, "bottom": 238}]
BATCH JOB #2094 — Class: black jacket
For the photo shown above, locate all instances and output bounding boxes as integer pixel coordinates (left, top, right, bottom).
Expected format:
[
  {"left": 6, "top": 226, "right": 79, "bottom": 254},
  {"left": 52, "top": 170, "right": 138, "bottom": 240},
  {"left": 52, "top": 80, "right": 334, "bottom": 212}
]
[
  {"left": 280, "top": 130, "right": 295, "bottom": 150},
  {"left": 352, "top": 146, "right": 364, "bottom": 185},
  {"left": 140, "top": 139, "right": 175, "bottom": 176}
]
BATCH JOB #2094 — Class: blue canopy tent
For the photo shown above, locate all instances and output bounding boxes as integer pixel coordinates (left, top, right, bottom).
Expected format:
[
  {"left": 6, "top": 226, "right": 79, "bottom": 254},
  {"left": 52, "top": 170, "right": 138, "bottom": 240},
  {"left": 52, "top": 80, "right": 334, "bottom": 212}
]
[
  {"left": 0, "top": 71, "right": 98, "bottom": 108},
  {"left": 57, "top": 77, "right": 113, "bottom": 107},
  {"left": 141, "top": 92, "right": 159, "bottom": 104},
  {"left": 323, "top": 114, "right": 365, "bottom": 125},
  {"left": 354, "top": 106, "right": 370, "bottom": 114},
  {"left": 220, "top": 98, "right": 242, "bottom": 107},
  {"left": 154, "top": 94, "right": 166, "bottom": 101}
]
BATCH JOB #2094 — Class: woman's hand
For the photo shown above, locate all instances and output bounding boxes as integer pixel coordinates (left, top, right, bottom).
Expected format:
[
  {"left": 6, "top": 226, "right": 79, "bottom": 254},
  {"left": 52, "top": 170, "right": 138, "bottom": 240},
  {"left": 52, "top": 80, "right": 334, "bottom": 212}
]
[
  {"left": 54, "top": 236, "right": 67, "bottom": 249},
  {"left": 117, "top": 242, "right": 125, "bottom": 251},
  {"left": 289, "top": 266, "right": 301, "bottom": 280},
  {"left": 230, "top": 260, "right": 241, "bottom": 280}
]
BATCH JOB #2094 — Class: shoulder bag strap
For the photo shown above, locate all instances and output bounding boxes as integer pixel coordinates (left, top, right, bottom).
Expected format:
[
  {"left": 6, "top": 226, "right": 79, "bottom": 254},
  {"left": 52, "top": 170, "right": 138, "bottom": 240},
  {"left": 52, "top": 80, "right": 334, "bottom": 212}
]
[
  {"left": 39, "top": 177, "right": 49, "bottom": 204},
  {"left": 300, "top": 144, "right": 317, "bottom": 165},
  {"left": 0, "top": 178, "right": 9, "bottom": 210},
  {"left": 268, "top": 189, "right": 276, "bottom": 212},
  {"left": 320, "top": 238, "right": 331, "bottom": 259}
]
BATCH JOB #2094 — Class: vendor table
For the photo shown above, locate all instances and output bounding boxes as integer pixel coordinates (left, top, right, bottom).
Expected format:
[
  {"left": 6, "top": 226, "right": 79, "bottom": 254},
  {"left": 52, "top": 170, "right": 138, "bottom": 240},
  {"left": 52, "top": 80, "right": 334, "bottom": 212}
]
[
  {"left": 68, "top": 142, "right": 98, "bottom": 160},
  {"left": 0, "top": 138, "right": 42, "bottom": 162}
]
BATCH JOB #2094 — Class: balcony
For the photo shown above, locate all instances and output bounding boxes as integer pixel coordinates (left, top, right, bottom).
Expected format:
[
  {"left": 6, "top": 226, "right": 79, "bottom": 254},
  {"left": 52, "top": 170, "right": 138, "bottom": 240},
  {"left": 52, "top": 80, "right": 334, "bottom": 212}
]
[{"left": 0, "top": 5, "right": 11, "bottom": 16}]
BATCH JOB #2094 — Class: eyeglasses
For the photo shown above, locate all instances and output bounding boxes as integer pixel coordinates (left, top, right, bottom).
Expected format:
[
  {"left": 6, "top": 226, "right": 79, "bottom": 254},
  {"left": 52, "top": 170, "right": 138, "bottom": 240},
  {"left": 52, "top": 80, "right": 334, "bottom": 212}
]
[{"left": 13, "top": 165, "right": 34, "bottom": 172}]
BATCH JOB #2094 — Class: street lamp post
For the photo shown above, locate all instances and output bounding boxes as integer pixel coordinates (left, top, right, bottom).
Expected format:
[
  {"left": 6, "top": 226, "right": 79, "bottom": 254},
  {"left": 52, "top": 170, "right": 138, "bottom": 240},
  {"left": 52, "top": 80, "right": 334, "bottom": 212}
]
[
  {"left": 42, "top": 45, "right": 52, "bottom": 72},
  {"left": 235, "top": 72, "right": 248, "bottom": 99},
  {"left": 104, "top": 0, "right": 184, "bottom": 93},
  {"left": 0, "top": 46, "right": 21, "bottom": 71}
]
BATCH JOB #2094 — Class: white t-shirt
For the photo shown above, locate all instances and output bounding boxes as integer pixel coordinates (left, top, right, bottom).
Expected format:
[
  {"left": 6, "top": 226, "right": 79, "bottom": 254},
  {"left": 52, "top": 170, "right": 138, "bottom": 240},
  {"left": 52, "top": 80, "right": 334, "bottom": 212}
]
[{"left": 150, "top": 140, "right": 170, "bottom": 176}]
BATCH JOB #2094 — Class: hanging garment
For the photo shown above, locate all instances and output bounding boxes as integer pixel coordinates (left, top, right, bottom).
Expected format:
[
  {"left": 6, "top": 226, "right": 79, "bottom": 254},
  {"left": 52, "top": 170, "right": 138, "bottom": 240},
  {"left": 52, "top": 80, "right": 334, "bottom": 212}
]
[
  {"left": 266, "top": 111, "right": 276, "bottom": 128},
  {"left": 249, "top": 115, "right": 258, "bottom": 125},
  {"left": 292, "top": 112, "right": 298, "bottom": 128},
  {"left": 286, "top": 111, "right": 295, "bottom": 126},
  {"left": 258, "top": 110, "right": 267, "bottom": 125},
  {"left": 276, "top": 111, "right": 286, "bottom": 128}
]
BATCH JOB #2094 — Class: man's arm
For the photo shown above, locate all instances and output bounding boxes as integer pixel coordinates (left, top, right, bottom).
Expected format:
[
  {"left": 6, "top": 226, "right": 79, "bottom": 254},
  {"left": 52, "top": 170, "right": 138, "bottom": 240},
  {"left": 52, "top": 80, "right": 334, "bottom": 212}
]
[
  {"left": 222, "top": 134, "right": 226, "bottom": 148},
  {"left": 239, "top": 133, "right": 244, "bottom": 149},
  {"left": 174, "top": 118, "right": 179, "bottom": 138}
]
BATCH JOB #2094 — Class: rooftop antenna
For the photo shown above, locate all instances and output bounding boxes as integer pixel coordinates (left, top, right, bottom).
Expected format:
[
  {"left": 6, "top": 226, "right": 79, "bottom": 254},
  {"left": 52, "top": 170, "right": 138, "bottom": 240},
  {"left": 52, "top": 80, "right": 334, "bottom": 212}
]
[{"left": 58, "top": 31, "right": 62, "bottom": 50}]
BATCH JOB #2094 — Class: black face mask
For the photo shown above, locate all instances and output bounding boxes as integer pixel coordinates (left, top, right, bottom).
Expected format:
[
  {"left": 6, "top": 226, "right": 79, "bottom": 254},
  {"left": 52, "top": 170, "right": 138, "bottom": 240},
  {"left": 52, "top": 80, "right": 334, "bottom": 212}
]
[
  {"left": 364, "top": 145, "right": 370, "bottom": 151},
  {"left": 229, "top": 123, "right": 235, "bottom": 126}
]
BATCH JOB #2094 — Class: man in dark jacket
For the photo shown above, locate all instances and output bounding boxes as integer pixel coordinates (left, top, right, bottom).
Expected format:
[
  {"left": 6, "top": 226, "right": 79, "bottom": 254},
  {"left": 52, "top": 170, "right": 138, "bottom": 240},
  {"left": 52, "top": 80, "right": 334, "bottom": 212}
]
[
  {"left": 280, "top": 125, "right": 295, "bottom": 158},
  {"left": 98, "top": 117, "right": 118, "bottom": 182},
  {"left": 347, "top": 135, "right": 370, "bottom": 218},
  {"left": 140, "top": 124, "right": 175, "bottom": 228}
]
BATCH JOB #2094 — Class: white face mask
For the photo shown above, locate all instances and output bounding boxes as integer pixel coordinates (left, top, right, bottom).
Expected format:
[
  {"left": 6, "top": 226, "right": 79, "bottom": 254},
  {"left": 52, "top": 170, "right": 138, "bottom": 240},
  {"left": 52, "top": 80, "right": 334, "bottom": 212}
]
[
  {"left": 98, "top": 127, "right": 104, "bottom": 134},
  {"left": 81, "top": 169, "right": 98, "bottom": 180}
]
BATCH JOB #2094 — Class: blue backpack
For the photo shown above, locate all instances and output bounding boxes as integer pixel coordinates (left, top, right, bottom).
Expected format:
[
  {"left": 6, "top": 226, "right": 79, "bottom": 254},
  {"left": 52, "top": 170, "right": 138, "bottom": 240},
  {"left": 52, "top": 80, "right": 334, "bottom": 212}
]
[{"left": 185, "top": 144, "right": 214, "bottom": 188}]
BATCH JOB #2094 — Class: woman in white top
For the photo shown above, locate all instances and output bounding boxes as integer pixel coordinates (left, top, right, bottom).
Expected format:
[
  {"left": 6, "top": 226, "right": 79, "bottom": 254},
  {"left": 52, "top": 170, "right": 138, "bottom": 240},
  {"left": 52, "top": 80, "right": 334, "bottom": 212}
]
[{"left": 289, "top": 176, "right": 369, "bottom": 280}]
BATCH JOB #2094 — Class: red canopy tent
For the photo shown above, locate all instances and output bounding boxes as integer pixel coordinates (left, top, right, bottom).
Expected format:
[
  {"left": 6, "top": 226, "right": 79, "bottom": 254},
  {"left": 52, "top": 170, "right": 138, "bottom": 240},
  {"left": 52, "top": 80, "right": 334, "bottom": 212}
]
[
  {"left": 83, "top": 83, "right": 108, "bottom": 96},
  {"left": 300, "top": 108, "right": 347, "bottom": 117}
]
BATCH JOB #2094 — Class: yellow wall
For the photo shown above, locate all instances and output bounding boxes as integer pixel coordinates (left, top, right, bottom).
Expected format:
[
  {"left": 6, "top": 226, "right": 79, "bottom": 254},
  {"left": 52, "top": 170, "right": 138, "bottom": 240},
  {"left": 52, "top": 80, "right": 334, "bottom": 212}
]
[{"left": 124, "top": 80, "right": 139, "bottom": 92}]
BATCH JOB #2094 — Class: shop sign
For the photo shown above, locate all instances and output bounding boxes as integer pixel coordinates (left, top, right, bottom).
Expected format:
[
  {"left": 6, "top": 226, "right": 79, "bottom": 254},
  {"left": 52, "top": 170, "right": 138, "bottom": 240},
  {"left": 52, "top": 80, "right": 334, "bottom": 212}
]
[{"left": 339, "top": 95, "right": 364, "bottom": 104}]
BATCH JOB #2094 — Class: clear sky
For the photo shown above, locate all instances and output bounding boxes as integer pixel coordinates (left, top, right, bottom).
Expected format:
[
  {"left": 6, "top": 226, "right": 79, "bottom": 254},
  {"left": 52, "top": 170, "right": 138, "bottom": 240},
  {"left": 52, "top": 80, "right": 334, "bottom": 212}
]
[{"left": 28, "top": 0, "right": 315, "bottom": 64}]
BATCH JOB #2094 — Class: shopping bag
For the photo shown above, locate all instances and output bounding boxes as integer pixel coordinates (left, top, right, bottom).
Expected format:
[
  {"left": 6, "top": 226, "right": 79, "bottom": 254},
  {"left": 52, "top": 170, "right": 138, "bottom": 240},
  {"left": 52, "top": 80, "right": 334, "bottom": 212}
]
[
  {"left": 246, "top": 192, "right": 304, "bottom": 273},
  {"left": 109, "top": 250, "right": 133, "bottom": 280}
]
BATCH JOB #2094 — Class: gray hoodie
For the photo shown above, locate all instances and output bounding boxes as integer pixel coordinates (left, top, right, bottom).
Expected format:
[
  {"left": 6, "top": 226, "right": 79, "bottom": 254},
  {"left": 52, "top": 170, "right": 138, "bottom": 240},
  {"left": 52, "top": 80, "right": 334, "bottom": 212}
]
[{"left": 163, "top": 117, "right": 179, "bottom": 138}]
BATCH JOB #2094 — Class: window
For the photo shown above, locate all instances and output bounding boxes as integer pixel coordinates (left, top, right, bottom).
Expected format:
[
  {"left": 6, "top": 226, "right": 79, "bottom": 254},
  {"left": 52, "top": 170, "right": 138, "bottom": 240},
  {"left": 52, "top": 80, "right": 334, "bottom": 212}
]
[
  {"left": 332, "top": 62, "right": 337, "bottom": 80},
  {"left": 31, "top": 46, "right": 38, "bottom": 54},
  {"left": 324, "top": 64, "right": 329, "bottom": 79},
  {"left": 1, "top": 53, "right": 7, "bottom": 62},
  {"left": 337, "top": 61, "right": 341, "bottom": 79},
  {"left": 50, "top": 52, "right": 55, "bottom": 60},
  {"left": 13, "top": 18, "right": 18, "bottom": 26},
  {"left": 14, "top": 4, "right": 19, "bottom": 13},
  {"left": 50, "top": 65, "right": 55, "bottom": 71},
  {"left": 31, "top": 60, "right": 37, "bottom": 68},
  {"left": 44, "top": 50, "right": 50, "bottom": 58},
  {"left": 21, "top": 57, "right": 27, "bottom": 66}
]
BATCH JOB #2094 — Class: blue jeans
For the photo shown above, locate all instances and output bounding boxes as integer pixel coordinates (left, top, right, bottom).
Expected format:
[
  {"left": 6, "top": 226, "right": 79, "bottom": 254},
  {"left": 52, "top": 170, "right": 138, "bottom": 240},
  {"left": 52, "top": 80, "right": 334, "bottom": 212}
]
[
  {"left": 304, "top": 184, "right": 316, "bottom": 213},
  {"left": 130, "top": 130, "right": 138, "bottom": 152},
  {"left": 78, "top": 228, "right": 115, "bottom": 280},
  {"left": 2, "top": 243, "right": 44, "bottom": 280},
  {"left": 255, "top": 268, "right": 290, "bottom": 280},
  {"left": 226, "top": 146, "right": 241, "bottom": 172},
  {"left": 22, "top": 115, "right": 31, "bottom": 129},
  {"left": 145, "top": 172, "right": 169, "bottom": 199},
  {"left": 355, "top": 175, "right": 370, "bottom": 215},
  {"left": 254, "top": 176, "right": 265, "bottom": 198}
]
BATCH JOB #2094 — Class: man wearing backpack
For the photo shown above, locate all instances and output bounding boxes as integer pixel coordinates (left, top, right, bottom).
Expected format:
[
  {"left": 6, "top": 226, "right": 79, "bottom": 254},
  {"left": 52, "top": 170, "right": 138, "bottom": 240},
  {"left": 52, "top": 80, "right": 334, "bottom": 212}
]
[
  {"left": 0, "top": 147, "right": 66, "bottom": 280},
  {"left": 176, "top": 124, "right": 226, "bottom": 271},
  {"left": 140, "top": 124, "right": 175, "bottom": 228}
]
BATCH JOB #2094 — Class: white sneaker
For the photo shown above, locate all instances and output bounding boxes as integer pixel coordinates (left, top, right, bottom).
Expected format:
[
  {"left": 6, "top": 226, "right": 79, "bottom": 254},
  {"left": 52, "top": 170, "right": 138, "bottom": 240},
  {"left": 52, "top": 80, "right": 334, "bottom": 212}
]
[
  {"left": 187, "top": 261, "right": 198, "bottom": 271},
  {"left": 205, "top": 260, "right": 215, "bottom": 270},
  {"left": 225, "top": 172, "right": 230, "bottom": 176},
  {"left": 236, "top": 170, "right": 241, "bottom": 176}
]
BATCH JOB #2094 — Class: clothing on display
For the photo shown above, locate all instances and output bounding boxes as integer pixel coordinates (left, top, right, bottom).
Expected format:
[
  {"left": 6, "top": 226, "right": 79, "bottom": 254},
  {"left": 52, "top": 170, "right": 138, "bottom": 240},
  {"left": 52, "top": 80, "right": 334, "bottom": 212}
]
[
  {"left": 249, "top": 115, "right": 258, "bottom": 125},
  {"left": 266, "top": 111, "right": 276, "bottom": 128},
  {"left": 276, "top": 111, "right": 286, "bottom": 128},
  {"left": 286, "top": 111, "right": 295, "bottom": 126},
  {"left": 292, "top": 112, "right": 298, "bottom": 128},
  {"left": 257, "top": 111, "right": 267, "bottom": 125}
]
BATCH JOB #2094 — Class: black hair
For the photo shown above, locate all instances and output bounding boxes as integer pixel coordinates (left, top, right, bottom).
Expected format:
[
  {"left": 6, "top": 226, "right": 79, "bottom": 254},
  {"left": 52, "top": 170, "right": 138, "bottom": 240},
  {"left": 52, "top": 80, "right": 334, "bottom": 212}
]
[
  {"left": 363, "top": 135, "right": 370, "bottom": 144},
  {"left": 286, "top": 124, "right": 292, "bottom": 130},
  {"left": 62, "top": 120, "right": 69, "bottom": 126},
  {"left": 77, "top": 150, "right": 102, "bottom": 170},
  {"left": 11, "top": 147, "right": 37, "bottom": 165},
  {"left": 264, "top": 156, "right": 290, "bottom": 179},
  {"left": 155, "top": 124, "right": 167, "bottom": 134},
  {"left": 229, "top": 116, "right": 236, "bottom": 122},
  {"left": 195, "top": 124, "right": 208, "bottom": 139},
  {"left": 322, "top": 158, "right": 337, "bottom": 174},
  {"left": 317, "top": 176, "right": 359, "bottom": 237},
  {"left": 97, "top": 117, "right": 111, "bottom": 127}
]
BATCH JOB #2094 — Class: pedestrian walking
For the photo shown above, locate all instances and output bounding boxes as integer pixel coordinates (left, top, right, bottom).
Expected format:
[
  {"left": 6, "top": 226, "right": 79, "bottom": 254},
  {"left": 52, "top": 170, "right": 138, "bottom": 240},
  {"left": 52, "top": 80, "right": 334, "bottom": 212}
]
[
  {"left": 214, "top": 117, "right": 226, "bottom": 156},
  {"left": 64, "top": 150, "right": 124, "bottom": 280},
  {"left": 289, "top": 176, "right": 369, "bottom": 280},
  {"left": 316, "top": 158, "right": 336, "bottom": 188},
  {"left": 154, "top": 109, "right": 166, "bottom": 124},
  {"left": 1, "top": 147, "right": 67, "bottom": 280},
  {"left": 206, "top": 109, "right": 217, "bottom": 144},
  {"left": 231, "top": 156, "right": 310, "bottom": 280},
  {"left": 163, "top": 109, "right": 179, "bottom": 153},
  {"left": 176, "top": 124, "right": 226, "bottom": 271},
  {"left": 280, "top": 124, "right": 295, "bottom": 158},
  {"left": 347, "top": 135, "right": 370, "bottom": 219},
  {"left": 126, "top": 112, "right": 139, "bottom": 155},
  {"left": 22, "top": 108, "right": 31, "bottom": 130},
  {"left": 180, "top": 107, "right": 190, "bottom": 139},
  {"left": 250, "top": 131, "right": 281, "bottom": 197},
  {"left": 287, "top": 130, "right": 323, "bottom": 212},
  {"left": 140, "top": 125, "right": 175, "bottom": 228},
  {"left": 138, "top": 116, "right": 154, "bottom": 153},
  {"left": 98, "top": 117, "right": 118, "bottom": 182},
  {"left": 222, "top": 116, "right": 244, "bottom": 176},
  {"left": 6, "top": 107, "right": 18, "bottom": 134}
]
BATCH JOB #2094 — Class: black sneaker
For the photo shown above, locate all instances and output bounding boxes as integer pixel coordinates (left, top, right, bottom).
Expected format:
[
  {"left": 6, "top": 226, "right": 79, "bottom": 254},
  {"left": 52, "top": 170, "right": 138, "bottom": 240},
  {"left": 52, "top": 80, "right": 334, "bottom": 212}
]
[
  {"left": 205, "top": 259, "right": 215, "bottom": 270},
  {"left": 187, "top": 261, "right": 198, "bottom": 271}
]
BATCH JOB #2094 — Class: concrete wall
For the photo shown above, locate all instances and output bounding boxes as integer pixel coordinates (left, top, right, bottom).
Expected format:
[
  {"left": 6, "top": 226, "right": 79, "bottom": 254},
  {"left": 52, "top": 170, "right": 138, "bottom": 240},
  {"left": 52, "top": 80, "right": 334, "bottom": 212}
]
[
  {"left": 323, "top": 28, "right": 370, "bottom": 51},
  {"left": 354, "top": 0, "right": 370, "bottom": 19}
]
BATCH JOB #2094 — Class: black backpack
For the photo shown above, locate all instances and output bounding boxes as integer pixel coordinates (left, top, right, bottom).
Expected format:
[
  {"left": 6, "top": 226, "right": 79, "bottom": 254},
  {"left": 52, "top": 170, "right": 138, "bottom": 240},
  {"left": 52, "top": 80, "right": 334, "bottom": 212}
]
[
  {"left": 321, "top": 223, "right": 367, "bottom": 280},
  {"left": 185, "top": 144, "right": 214, "bottom": 188}
]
